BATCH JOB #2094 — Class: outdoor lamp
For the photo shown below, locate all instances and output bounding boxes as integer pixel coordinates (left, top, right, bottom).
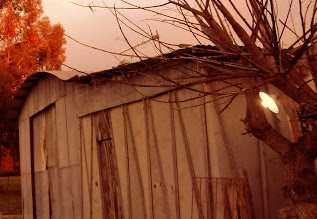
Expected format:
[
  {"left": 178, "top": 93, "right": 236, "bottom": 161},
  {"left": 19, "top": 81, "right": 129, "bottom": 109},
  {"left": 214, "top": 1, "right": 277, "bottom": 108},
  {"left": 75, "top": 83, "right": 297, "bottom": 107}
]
[{"left": 259, "top": 91, "right": 279, "bottom": 113}]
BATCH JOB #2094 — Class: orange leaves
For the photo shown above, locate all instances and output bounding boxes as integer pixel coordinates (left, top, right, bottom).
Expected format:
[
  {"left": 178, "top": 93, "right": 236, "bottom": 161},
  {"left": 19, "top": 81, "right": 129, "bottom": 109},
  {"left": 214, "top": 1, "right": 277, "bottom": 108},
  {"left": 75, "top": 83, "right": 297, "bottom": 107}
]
[
  {"left": 5, "top": 21, "right": 16, "bottom": 38},
  {"left": 27, "top": 29, "right": 39, "bottom": 45},
  {"left": 1, "top": 6, "right": 18, "bottom": 39},
  {"left": 34, "top": 17, "right": 66, "bottom": 70},
  {"left": 0, "top": 0, "right": 66, "bottom": 91}
]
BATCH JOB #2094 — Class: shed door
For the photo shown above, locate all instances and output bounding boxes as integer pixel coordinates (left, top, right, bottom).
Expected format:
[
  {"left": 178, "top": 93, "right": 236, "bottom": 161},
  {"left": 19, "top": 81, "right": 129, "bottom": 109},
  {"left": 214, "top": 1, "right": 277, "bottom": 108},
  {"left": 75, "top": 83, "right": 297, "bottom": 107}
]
[
  {"left": 94, "top": 110, "right": 123, "bottom": 218},
  {"left": 31, "top": 105, "right": 57, "bottom": 219}
]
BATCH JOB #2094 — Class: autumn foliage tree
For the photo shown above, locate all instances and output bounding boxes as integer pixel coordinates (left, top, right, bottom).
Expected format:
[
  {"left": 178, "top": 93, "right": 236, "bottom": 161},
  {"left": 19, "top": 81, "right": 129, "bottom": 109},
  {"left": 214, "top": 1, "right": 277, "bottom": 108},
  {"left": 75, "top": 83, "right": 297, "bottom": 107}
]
[
  {"left": 0, "top": 0, "right": 65, "bottom": 89},
  {"left": 0, "top": 0, "right": 66, "bottom": 174}
]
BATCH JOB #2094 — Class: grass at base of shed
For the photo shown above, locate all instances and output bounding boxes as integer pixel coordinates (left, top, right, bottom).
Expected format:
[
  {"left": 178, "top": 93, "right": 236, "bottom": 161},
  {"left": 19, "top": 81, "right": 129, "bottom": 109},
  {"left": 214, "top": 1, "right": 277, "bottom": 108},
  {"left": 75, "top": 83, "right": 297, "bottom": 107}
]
[{"left": 0, "top": 190, "right": 22, "bottom": 215}]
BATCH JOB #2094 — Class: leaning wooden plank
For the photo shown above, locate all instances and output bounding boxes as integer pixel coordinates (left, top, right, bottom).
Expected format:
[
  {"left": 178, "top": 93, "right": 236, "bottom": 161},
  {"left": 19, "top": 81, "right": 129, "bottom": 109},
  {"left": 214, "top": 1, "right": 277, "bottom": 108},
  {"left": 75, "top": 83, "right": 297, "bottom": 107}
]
[
  {"left": 201, "top": 84, "right": 215, "bottom": 218},
  {"left": 81, "top": 115, "right": 103, "bottom": 218},
  {"left": 21, "top": 173, "right": 33, "bottom": 219},
  {"left": 110, "top": 107, "right": 129, "bottom": 219},
  {"left": 55, "top": 98, "right": 70, "bottom": 168},
  {"left": 127, "top": 102, "right": 152, "bottom": 218},
  {"left": 174, "top": 91, "right": 204, "bottom": 219},
  {"left": 175, "top": 87, "right": 208, "bottom": 176},
  {"left": 125, "top": 104, "right": 147, "bottom": 219},
  {"left": 81, "top": 116, "right": 103, "bottom": 218},
  {"left": 204, "top": 90, "right": 231, "bottom": 178},
  {"left": 146, "top": 98, "right": 173, "bottom": 219},
  {"left": 173, "top": 99, "right": 195, "bottom": 219},
  {"left": 152, "top": 93, "right": 185, "bottom": 218},
  {"left": 177, "top": 87, "right": 213, "bottom": 218}
]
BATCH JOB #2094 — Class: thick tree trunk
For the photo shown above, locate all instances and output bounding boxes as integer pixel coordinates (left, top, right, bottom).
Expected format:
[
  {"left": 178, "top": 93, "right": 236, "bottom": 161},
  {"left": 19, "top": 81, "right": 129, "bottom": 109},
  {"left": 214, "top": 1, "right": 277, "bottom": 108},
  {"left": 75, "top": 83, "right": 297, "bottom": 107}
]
[
  {"left": 282, "top": 133, "right": 317, "bottom": 203},
  {"left": 243, "top": 80, "right": 292, "bottom": 157},
  {"left": 243, "top": 79, "right": 317, "bottom": 210}
]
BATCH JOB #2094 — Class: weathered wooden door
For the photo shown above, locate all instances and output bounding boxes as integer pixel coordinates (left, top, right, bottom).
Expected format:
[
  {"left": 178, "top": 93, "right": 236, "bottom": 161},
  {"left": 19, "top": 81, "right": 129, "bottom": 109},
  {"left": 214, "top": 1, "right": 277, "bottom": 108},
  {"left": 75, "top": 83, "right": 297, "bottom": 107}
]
[
  {"left": 94, "top": 110, "right": 123, "bottom": 219},
  {"left": 31, "top": 105, "right": 65, "bottom": 219},
  {"left": 31, "top": 106, "right": 56, "bottom": 219}
]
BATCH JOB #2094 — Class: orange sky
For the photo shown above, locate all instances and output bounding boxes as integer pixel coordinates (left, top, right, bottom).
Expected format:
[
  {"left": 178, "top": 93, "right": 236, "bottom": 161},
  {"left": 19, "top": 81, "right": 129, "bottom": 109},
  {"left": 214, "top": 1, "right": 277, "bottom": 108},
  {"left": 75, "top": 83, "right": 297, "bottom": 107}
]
[
  {"left": 42, "top": 0, "right": 123, "bottom": 71},
  {"left": 42, "top": 0, "right": 193, "bottom": 72},
  {"left": 42, "top": 1, "right": 313, "bottom": 72}
]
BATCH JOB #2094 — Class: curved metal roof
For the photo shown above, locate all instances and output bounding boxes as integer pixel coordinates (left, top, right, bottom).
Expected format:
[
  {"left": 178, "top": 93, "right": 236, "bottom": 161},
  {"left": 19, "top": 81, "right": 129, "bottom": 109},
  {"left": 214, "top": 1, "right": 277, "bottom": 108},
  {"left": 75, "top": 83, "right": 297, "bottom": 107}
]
[
  {"left": 14, "top": 70, "right": 86, "bottom": 99},
  {"left": 11, "top": 46, "right": 228, "bottom": 120},
  {"left": 10, "top": 70, "right": 89, "bottom": 120}
]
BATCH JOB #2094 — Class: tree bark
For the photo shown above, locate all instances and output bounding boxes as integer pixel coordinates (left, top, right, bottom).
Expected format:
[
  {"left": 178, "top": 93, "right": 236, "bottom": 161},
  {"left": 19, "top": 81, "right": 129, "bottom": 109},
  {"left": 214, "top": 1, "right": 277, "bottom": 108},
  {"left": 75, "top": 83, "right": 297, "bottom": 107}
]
[{"left": 243, "top": 79, "right": 292, "bottom": 157}]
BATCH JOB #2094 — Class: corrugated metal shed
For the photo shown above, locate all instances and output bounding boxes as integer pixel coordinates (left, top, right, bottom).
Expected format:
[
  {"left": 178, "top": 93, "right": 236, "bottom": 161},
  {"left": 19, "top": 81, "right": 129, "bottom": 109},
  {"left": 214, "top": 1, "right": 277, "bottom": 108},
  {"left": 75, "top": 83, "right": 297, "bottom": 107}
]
[{"left": 15, "top": 48, "right": 290, "bottom": 219}]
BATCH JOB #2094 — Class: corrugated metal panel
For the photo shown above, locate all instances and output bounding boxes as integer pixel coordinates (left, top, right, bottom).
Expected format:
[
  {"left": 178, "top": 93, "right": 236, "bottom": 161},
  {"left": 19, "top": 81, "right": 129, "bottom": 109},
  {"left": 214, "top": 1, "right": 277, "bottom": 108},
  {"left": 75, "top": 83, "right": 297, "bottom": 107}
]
[{"left": 10, "top": 71, "right": 89, "bottom": 120}]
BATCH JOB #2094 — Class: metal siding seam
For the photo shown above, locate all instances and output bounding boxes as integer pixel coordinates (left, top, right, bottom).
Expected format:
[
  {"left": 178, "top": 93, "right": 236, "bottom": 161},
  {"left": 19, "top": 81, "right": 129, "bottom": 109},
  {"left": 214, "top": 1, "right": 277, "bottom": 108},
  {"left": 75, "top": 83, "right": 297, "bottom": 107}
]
[
  {"left": 126, "top": 105, "right": 148, "bottom": 219},
  {"left": 123, "top": 105, "right": 132, "bottom": 219},
  {"left": 148, "top": 99, "right": 171, "bottom": 218}
]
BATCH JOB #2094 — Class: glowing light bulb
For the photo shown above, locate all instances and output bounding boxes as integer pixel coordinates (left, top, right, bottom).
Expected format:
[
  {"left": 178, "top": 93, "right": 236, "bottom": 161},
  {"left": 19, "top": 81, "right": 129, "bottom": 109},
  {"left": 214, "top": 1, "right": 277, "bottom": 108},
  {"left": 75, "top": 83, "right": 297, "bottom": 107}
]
[{"left": 259, "top": 92, "right": 279, "bottom": 113}]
